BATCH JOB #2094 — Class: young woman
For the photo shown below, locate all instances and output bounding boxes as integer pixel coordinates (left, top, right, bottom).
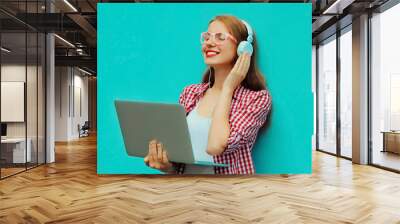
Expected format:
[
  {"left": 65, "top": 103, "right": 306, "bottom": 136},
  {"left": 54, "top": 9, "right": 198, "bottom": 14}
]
[{"left": 144, "top": 15, "right": 272, "bottom": 174}]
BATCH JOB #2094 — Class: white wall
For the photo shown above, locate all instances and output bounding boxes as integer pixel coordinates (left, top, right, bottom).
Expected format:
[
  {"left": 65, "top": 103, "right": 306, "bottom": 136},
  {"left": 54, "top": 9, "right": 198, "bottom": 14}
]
[
  {"left": 1, "top": 65, "right": 26, "bottom": 129},
  {"left": 70, "top": 72, "right": 89, "bottom": 139},
  {"left": 55, "top": 67, "right": 89, "bottom": 141},
  {"left": 55, "top": 66, "right": 69, "bottom": 141}
]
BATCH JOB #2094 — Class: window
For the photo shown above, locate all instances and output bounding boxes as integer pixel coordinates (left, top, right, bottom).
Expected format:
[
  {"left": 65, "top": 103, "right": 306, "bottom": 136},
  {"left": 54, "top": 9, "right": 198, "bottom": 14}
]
[
  {"left": 317, "top": 36, "right": 337, "bottom": 154},
  {"left": 0, "top": 1, "right": 47, "bottom": 179},
  {"left": 339, "top": 28, "right": 352, "bottom": 158},
  {"left": 371, "top": 2, "right": 400, "bottom": 171}
]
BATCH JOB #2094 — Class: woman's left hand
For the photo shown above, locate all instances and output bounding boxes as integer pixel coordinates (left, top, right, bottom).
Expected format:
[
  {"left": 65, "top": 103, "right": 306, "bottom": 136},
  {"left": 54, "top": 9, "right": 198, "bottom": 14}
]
[
  {"left": 223, "top": 53, "right": 251, "bottom": 93},
  {"left": 144, "top": 139, "right": 173, "bottom": 172}
]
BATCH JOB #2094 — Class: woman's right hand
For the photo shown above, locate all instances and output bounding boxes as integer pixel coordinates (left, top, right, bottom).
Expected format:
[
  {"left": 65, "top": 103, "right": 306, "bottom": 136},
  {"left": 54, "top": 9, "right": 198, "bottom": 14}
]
[
  {"left": 144, "top": 139, "right": 173, "bottom": 173},
  {"left": 222, "top": 53, "right": 251, "bottom": 93}
]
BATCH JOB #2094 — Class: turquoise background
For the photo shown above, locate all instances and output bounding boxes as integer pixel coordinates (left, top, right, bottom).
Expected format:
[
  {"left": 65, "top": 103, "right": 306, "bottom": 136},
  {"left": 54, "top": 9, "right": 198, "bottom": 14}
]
[{"left": 98, "top": 3, "right": 312, "bottom": 174}]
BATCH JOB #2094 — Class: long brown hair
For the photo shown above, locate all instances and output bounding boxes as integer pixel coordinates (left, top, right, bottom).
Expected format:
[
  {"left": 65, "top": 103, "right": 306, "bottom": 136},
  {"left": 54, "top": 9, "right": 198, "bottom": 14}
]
[{"left": 201, "top": 15, "right": 266, "bottom": 91}]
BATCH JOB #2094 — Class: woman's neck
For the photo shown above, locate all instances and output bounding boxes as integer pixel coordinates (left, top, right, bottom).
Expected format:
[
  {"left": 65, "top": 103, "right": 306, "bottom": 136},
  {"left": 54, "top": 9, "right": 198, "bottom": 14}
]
[{"left": 211, "top": 64, "right": 233, "bottom": 91}]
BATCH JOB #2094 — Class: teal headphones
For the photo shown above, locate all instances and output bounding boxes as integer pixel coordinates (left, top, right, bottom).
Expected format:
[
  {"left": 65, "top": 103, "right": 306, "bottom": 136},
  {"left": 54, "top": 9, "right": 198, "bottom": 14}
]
[{"left": 237, "top": 20, "right": 254, "bottom": 56}]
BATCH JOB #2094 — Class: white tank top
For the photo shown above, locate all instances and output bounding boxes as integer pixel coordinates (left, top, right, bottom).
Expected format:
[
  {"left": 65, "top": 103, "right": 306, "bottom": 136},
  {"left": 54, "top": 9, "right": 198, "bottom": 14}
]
[{"left": 185, "top": 104, "right": 215, "bottom": 174}]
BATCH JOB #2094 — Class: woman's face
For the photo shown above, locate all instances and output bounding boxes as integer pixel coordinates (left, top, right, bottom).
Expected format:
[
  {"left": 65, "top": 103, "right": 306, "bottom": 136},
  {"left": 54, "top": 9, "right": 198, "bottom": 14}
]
[{"left": 201, "top": 20, "right": 238, "bottom": 67}]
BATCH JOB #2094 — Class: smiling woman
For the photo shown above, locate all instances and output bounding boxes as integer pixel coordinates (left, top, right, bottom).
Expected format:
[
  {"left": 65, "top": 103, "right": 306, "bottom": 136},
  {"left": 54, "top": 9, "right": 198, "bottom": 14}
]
[{"left": 144, "top": 15, "right": 272, "bottom": 175}]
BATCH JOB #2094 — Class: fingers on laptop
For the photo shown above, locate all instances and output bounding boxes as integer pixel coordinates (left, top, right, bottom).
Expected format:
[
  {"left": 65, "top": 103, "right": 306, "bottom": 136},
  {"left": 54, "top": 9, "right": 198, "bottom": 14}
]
[
  {"left": 145, "top": 139, "right": 170, "bottom": 170},
  {"left": 156, "top": 142, "right": 168, "bottom": 169},
  {"left": 162, "top": 150, "right": 169, "bottom": 164},
  {"left": 157, "top": 143, "right": 163, "bottom": 161},
  {"left": 146, "top": 139, "right": 156, "bottom": 167},
  {"left": 149, "top": 141, "right": 156, "bottom": 164}
]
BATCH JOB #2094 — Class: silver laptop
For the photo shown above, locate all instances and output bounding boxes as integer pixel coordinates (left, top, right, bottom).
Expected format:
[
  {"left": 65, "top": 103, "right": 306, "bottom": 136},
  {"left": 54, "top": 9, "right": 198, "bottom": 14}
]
[{"left": 115, "top": 100, "right": 228, "bottom": 168}]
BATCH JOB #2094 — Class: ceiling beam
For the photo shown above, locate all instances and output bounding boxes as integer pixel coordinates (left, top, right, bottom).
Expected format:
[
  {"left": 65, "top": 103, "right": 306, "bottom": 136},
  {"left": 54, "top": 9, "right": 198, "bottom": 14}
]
[
  {"left": 67, "top": 13, "right": 97, "bottom": 46},
  {"left": 55, "top": 55, "right": 96, "bottom": 72}
]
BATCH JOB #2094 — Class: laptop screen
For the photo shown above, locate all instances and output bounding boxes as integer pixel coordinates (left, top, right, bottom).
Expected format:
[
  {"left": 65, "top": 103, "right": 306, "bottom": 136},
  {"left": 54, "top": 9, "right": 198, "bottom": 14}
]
[{"left": 1, "top": 123, "right": 7, "bottom": 137}]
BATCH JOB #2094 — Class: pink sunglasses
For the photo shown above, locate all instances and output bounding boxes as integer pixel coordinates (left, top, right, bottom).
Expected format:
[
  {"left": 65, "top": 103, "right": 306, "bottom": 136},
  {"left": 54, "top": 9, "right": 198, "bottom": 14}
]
[{"left": 200, "top": 32, "right": 238, "bottom": 45}]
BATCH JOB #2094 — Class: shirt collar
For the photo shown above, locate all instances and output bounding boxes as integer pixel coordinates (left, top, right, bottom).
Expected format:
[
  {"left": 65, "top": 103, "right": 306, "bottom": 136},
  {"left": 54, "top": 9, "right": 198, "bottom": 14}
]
[{"left": 194, "top": 82, "right": 244, "bottom": 100}]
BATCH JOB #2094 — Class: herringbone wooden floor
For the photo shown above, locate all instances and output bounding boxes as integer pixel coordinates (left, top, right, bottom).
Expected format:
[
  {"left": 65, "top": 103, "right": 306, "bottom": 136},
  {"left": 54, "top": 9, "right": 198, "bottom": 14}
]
[{"left": 1, "top": 134, "right": 400, "bottom": 224}]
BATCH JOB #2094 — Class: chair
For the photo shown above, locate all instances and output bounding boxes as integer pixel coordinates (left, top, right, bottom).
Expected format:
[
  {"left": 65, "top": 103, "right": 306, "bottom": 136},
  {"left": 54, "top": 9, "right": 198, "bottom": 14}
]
[{"left": 78, "top": 121, "right": 90, "bottom": 138}]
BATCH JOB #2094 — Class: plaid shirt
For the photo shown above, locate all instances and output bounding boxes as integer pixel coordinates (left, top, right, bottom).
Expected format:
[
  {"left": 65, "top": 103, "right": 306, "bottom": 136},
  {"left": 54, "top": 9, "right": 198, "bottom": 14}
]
[{"left": 173, "top": 83, "right": 272, "bottom": 174}]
